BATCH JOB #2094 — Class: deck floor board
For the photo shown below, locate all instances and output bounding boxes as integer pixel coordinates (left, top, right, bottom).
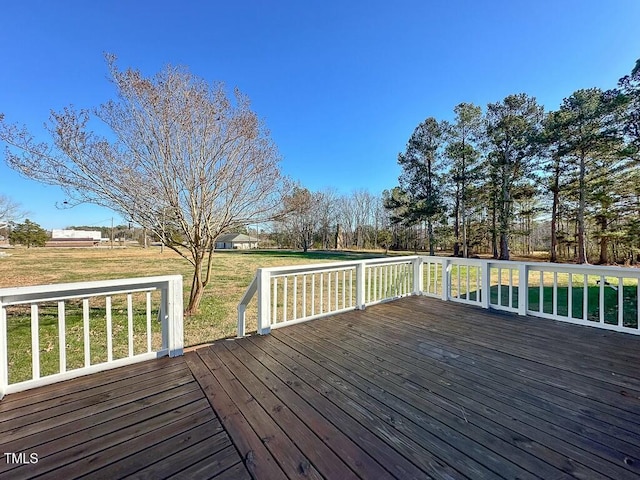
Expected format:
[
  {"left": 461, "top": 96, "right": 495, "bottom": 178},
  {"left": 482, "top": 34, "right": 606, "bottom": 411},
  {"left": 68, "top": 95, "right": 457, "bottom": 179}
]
[
  {"left": 291, "top": 305, "right": 637, "bottom": 479},
  {"left": 0, "top": 352, "right": 249, "bottom": 480},
  {"left": 2, "top": 295, "right": 639, "bottom": 479},
  {"left": 280, "top": 321, "right": 578, "bottom": 479}
]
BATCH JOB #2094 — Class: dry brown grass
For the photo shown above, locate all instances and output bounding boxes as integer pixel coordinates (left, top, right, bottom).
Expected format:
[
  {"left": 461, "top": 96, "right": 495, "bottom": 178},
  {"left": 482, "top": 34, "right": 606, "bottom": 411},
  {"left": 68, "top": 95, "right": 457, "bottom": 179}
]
[{"left": 0, "top": 246, "right": 376, "bottom": 346}]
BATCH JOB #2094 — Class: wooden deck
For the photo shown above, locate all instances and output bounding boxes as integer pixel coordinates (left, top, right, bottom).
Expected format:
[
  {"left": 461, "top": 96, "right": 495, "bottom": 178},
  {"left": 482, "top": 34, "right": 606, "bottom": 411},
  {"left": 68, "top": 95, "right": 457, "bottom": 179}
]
[{"left": 2, "top": 296, "right": 640, "bottom": 479}]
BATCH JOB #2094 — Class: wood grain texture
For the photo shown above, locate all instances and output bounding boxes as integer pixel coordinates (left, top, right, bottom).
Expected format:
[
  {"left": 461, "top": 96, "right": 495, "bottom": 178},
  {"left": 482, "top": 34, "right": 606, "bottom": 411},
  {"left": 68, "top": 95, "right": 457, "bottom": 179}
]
[
  {"left": 0, "top": 354, "right": 248, "bottom": 480},
  {"left": 2, "top": 295, "right": 639, "bottom": 479}
]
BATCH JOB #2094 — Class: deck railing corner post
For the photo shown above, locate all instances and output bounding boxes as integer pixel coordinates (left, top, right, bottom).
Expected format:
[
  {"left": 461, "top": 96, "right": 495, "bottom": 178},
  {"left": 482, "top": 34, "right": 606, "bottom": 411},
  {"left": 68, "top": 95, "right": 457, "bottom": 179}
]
[
  {"left": 236, "top": 274, "right": 258, "bottom": 338},
  {"left": 0, "top": 300, "right": 7, "bottom": 399},
  {"left": 356, "top": 261, "right": 366, "bottom": 309},
  {"left": 412, "top": 256, "right": 424, "bottom": 296},
  {"left": 257, "top": 268, "right": 271, "bottom": 334},
  {"left": 518, "top": 263, "right": 528, "bottom": 316},
  {"left": 237, "top": 304, "right": 246, "bottom": 338},
  {"left": 481, "top": 260, "right": 491, "bottom": 309},
  {"left": 168, "top": 275, "right": 184, "bottom": 357},
  {"left": 441, "top": 258, "right": 451, "bottom": 302}
]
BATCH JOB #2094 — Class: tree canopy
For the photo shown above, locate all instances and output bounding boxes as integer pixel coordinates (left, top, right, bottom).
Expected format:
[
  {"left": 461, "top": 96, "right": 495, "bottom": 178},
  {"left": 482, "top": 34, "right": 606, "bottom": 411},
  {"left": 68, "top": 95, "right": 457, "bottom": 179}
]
[
  {"left": 383, "top": 58, "right": 639, "bottom": 264},
  {"left": 0, "top": 193, "right": 24, "bottom": 228},
  {"left": 9, "top": 219, "right": 48, "bottom": 248},
  {"left": 0, "top": 55, "right": 286, "bottom": 313}
]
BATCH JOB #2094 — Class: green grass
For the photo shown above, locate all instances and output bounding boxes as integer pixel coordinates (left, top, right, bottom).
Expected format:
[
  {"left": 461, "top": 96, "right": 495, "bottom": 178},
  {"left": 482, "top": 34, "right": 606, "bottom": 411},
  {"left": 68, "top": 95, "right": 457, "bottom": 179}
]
[
  {"left": 435, "top": 264, "right": 639, "bottom": 328},
  {"left": 5, "top": 294, "right": 163, "bottom": 384},
  {"left": 486, "top": 284, "right": 638, "bottom": 328},
  {"left": 525, "top": 285, "right": 638, "bottom": 327}
]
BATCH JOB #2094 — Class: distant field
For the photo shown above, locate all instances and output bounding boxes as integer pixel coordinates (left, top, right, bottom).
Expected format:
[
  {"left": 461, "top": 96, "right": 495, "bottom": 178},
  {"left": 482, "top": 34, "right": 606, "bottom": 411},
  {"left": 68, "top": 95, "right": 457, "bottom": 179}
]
[{"left": 0, "top": 246, "right": 379, "bottom": 347}]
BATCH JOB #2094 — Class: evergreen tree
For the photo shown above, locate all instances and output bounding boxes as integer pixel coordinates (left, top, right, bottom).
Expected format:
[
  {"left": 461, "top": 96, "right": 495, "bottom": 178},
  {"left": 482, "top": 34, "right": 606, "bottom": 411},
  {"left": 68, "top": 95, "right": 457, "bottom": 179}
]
[
  {"left": 485, "top": 94, "right": 544, "bottom": 260},
  {"left": 9, "top": 219, "right": 49, "bottom": 247},
  {"left": 541, "top": 110, "right": 574, "bottom": 262},
  {"left": 552, "top": 88, "right": 627, "bottom": 263},
  {"left": 618, "top": 58, "right": 640, "bottom": 158},
  {"left": 444, "top": 102, "right": 483, "bottom": 257},
  {"left": 396, "top": 118, "right": 447, "bottom": 255}
]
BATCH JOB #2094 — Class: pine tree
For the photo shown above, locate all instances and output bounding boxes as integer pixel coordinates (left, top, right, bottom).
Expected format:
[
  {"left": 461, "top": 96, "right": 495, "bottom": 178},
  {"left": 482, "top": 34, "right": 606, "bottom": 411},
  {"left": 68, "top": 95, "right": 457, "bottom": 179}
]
[
  {"left": 9, "top": 219, "right": 49, "bottom": 247},
  {"left": 485, "top": 94, "right": 544, "bottom": 260},
  {"left": 444, "top": 103, "right": 483, "bottom": 257},
  {"left": 395, "top": 118, "right": 447, "bottom": 255}
]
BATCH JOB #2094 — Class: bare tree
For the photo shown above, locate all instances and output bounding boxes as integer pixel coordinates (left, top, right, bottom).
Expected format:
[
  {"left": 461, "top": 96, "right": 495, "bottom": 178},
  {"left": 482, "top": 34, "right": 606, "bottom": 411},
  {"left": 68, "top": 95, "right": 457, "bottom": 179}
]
[
  {"left": 0, "top": 193, "right": 24, "bottom": 228},
  {"left": 280, "top": 186, "right": 321, "bottom": 252},
  {"left": 0, "top": 56, "right": 285, "bottom": 314},
  {"left": 316, "top": 188, "right": 339, "bottom": 249},
  {"left": 351, "top": 189, "right": 374, "bottom": 249},
  {"left": 337, "top": 194, "right": 356, "bottom": 248}
]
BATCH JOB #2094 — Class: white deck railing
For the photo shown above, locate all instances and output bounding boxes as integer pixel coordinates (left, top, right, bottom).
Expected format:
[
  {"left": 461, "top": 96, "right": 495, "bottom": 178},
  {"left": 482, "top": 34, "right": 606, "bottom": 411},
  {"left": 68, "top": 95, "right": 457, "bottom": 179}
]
[
  {"left": 238, "top": 256, "right": 640, "bottom": 337},
  {"left": 238, "top": 257, "right": 421, "bottom": 335},
  {"left": 0, "top": 275, "right": 183, "bottom": 398}
]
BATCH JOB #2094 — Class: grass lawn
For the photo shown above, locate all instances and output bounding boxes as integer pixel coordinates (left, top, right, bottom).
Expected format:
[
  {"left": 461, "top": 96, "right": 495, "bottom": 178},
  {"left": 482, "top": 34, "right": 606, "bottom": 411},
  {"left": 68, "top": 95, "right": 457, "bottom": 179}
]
[
  {"left": 496, "top": 285, "right": 639, "bottom": 327},
  {"left": 443, "top": 264, "right": 638, "bottom": 328},
  {"left": 0, "top": 246, "right": 379, "bottom": 341}
]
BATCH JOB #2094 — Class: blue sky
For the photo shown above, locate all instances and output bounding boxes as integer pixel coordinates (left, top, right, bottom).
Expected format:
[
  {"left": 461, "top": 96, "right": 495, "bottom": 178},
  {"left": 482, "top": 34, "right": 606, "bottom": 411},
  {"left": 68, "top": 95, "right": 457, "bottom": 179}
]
[{"left": 1, "top": 0, "right": 638, "bottom": 230}]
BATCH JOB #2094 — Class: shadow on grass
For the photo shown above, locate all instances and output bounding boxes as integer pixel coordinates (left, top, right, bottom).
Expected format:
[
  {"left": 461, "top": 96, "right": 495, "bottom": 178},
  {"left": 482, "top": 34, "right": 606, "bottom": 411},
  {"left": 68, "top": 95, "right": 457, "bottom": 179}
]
[{"left": 214, "top": 249, "right": 385, "bottom": 261}]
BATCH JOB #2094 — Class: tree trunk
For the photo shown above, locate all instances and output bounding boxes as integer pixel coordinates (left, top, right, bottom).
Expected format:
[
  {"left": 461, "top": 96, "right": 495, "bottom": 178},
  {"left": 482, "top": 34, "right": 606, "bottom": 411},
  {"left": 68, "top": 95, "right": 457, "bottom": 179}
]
[
  {"left": 427, "top": 219, "right": 434, "bottom": 256},
  {"left": 499, "top": 232, "right": 510, "bottom": 260},
  {"left": 576, "top": 153, "right": 588, "bottom": 264},
  {"left": 597, "top": 216, "right": 609, "bottom": 265},
  {"left": 461, "top": 194, "right": 468, "bottom": 258},
  {"left": 453, "top": 186, "right": 460, "bottom": 257},
  {"left": 499, "top": 177, "right": 511, "bottom": 261},
  {"left": 186, "top": 254, "right": 206, "bottom": 315},
  {"left": 461, "top": 150, "right": 468, "bottom": 258},
  {"left": 550, "top": 179, "right": 559, "bottom": 262},
  {"left": 491, "top": 200, "right": 498, "bottom": 259},
  {"left": 598, "top": 237, "right": 608, "bottom": 265}
]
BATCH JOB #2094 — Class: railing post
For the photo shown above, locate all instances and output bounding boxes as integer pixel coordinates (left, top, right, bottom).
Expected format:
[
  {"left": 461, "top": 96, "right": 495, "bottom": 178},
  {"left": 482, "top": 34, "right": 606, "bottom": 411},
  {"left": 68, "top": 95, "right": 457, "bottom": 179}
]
[
  {"left": 0, "top": 302, "right": 7, "bottom": 399},
  {"left": 441, "top": 259, "right": 451, "bottom": 302},
  {"left": 518, "top": 263, "right": 528, "bottom": 316},
  {"left": 167, "top": 276, "right": 183, "bottom": 357},
  {"left": 257, "top": 268, "right": 271, "bottom": 334},
  {"left": 356, "top": 261, "right": 366, "bottom": 309},
  {"left": 481, "top": 261, "right": 491, "bottom": 309},
  {"left": 236, "top": 275, "right": 258, "bottom": 338},
  {"left": 412, "top": 257, "right": 423, "bottom": 295},
  {"left": 237, "top": 305, "right": 246, "bottom": 338}
]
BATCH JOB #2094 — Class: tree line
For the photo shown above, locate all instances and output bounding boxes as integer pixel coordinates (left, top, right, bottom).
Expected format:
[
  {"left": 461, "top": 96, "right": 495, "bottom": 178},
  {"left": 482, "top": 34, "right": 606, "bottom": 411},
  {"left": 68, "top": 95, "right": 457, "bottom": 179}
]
[
  {"left": 1, "top": 56, "right": 638, "bottom": 315},
  {"left": 271, "top": 187, "right": 391, "bottom": 252},
  {"left": 387, "top": 59, "right": 639, "bottom": 264},
  {"left": 0, "top": 55, "right": 285, "bottom": 313},
  {"left": 277, "top": 59, "right": 639, "bottom": 264}
]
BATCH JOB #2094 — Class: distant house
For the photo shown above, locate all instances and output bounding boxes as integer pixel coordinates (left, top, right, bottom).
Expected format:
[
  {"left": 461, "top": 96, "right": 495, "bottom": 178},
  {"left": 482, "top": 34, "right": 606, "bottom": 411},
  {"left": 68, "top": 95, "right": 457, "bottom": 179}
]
[
  {"left": 215, "top": 233, "right": 258, "bottom": 250},
  {"left": 46, "top": 229, "right": 104, "bottom": 247}
]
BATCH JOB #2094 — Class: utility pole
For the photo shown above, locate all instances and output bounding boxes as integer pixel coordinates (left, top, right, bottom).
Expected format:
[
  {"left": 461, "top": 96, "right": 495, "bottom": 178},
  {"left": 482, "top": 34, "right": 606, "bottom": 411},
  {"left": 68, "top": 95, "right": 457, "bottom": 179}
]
[
  {"left": 110, "top": 217, "right": 114, "bottom": 250},
  {"left": 161, "top": 210, "right": 165, "bottom": 253}
]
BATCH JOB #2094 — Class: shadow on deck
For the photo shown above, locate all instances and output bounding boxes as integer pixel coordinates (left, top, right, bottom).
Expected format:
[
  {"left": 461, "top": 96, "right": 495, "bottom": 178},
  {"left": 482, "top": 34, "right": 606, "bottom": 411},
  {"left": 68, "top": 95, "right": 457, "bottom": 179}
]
[{"left": 2, "top": 296, "right": 640, "bottom": 479}]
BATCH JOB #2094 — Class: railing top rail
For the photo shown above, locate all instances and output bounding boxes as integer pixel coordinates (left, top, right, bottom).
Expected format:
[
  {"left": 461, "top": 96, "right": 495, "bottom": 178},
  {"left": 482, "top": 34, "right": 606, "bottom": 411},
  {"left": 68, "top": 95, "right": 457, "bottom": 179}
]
[
  {"left": 523, "top": 263, "right": 640, "bottom": 276},
  {"left": 417, "top": 256, "right": 640, "bottom": 276},
  {"left": 0, "top": 275, "right": 182, "bottom": 306},
  {"left": 258, "top": 256, "right": 421, "bottom": 276},
  {"left": 271, "top": 264, "right": 358, "bottom": 278},
  {"left": 434, "top": 257, "right": 485, "bottom": 266},
  {"left": 237, "top": 274, "right": 258, "bottom": 309}
]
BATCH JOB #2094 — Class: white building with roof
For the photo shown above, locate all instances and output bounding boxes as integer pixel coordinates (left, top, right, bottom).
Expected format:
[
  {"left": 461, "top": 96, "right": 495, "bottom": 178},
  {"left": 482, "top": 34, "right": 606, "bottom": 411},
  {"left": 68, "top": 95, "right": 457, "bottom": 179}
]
[{"left": 215, "top": 233, "right": 259, "bottom": 250}]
